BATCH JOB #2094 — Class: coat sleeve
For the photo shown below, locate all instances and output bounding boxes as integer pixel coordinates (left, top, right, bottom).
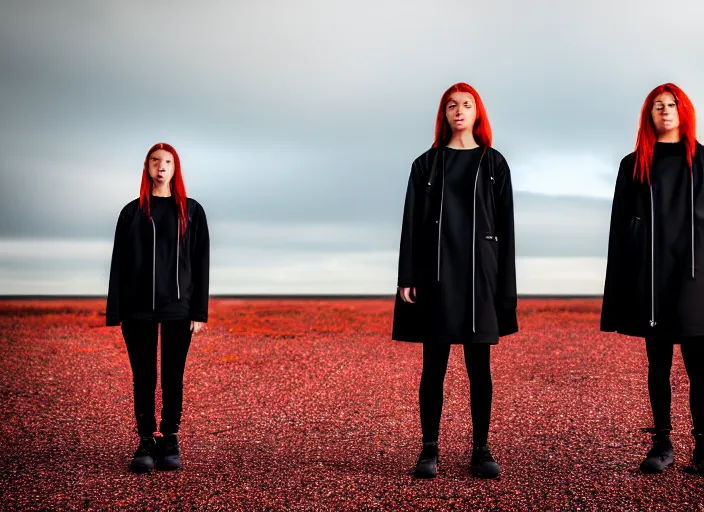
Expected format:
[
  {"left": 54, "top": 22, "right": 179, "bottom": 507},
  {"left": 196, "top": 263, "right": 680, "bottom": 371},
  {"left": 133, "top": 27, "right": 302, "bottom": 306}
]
[
  {"left": 397, "top": 162, "right": 418, "bottom": 288},
  {"left": 189, "top": 202, "right": 210, "bottom": 323},
  {"left": 600, "top": 159, "right": 630, "bottom": 332},
  {"left": 494, "top": 153, "right": 518, "bottom": 336},
  {"left": 105, "top": 208, "right": 129, "bottom": 326}
]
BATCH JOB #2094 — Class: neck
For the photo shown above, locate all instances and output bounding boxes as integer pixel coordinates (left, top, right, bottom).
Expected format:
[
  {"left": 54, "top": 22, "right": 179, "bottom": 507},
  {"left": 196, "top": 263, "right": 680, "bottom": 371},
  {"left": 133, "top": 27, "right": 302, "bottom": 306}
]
[
  {"left": 657, "top": 130, "right": 681, "bottom": 143},
  {"left": 152, "top": 184, "right": 172, "bottom": 197},
  {"left": 447, "top": 130, "right": 479, "bottom": 149}
]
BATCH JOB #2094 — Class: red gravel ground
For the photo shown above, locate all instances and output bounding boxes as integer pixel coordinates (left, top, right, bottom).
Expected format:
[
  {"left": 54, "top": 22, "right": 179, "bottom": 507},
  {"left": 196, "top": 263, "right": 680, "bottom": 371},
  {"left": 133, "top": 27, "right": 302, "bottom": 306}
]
[{"left": 1, "top": 298, "right": 703, "bottom": 511}]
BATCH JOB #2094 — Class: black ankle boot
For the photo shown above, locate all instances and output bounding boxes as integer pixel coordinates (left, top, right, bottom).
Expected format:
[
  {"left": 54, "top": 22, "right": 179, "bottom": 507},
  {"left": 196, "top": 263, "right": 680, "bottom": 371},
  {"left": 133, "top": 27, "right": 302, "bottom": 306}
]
[
  {"left": 640, "top": 428, "right": 674, "bottom": 474},
  {"left": 129, "top": 436, "right": 156, "bottom": 473},
  {"left": 685, "top": 433, "right": 704, "bottom": 476},
  {"left": 470, "top": 445, "right": 501, "bottom": 479},
  {"left": 414, "top": 441, "right": 438, "bottom": 478},
  {"left": 156, "top": 433, "right": 182, "bottom": 470}
]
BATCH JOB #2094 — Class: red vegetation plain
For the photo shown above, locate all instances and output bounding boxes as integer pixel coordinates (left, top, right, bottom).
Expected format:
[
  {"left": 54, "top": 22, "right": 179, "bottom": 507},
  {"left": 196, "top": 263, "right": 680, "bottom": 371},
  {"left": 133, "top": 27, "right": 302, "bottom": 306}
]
[{"left": 0, "top": 298, "right": 703, "bottom": 511}]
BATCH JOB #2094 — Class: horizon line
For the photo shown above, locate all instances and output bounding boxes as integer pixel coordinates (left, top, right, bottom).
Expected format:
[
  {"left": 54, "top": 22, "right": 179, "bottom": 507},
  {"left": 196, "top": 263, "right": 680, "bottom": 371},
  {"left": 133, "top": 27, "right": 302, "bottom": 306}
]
[{"left": 0, "top": 294, "right": 603, "bottom": 300}]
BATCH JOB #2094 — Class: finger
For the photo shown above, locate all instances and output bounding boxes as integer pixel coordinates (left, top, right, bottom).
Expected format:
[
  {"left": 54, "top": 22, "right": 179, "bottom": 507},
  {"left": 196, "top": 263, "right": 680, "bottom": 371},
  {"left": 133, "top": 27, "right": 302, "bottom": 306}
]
[
  {"left": 190, "top": 321, "right": 194, "bottom": 333},
  {"left": 400, "top": 288, "right": 408, "bottom": 302},
  {"left": 409, "top": 287, "right": 416, "bottom": 304}
]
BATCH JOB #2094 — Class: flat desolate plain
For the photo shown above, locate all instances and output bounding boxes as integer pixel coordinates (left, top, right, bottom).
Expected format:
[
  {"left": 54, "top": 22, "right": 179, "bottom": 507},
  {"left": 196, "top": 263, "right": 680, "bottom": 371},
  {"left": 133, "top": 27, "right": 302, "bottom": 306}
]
[{"left": 0, "top": 298, "right": 703, "bottom": 511}]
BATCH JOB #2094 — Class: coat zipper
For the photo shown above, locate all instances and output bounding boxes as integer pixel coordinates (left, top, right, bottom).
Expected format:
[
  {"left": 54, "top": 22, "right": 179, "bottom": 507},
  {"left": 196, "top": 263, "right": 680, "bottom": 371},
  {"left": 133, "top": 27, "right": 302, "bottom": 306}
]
[
  {"left": 649, "top": 185, "right": 656, "bottom": 327},
  {"left": 150, "top": 217, "right": 156, "bottom": 311},
  {"left": 436, "top": 151, "right": 446, "bottom": 281},
  {"left": 472, "top": 150, "right": 487, "bottom": 333},
  {"left": 176, "top": 225, "right": 181, "bottom": 299},
  {"left": 691, "top": 171, "right": 695, "bottom": 279}
]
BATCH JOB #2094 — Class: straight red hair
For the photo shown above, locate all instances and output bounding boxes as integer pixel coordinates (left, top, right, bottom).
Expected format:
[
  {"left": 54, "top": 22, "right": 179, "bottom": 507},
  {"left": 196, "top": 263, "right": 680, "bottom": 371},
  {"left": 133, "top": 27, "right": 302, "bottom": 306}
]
[
  {"left": 432, "top": 82, "right": 492, "bottom": 148},
  {"left": 139, "top": 142, "right": 188, "bottom": 237},
  {"left": 634, "top": 83, "right": 697, "bottom": 184}
]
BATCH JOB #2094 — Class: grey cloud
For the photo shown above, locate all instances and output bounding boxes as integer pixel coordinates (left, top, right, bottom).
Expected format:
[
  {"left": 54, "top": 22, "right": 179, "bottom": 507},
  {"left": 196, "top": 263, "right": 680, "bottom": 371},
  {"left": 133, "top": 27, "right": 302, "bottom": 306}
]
[{"left": 0, "top": 0, "right": 700, "bottom": 288}]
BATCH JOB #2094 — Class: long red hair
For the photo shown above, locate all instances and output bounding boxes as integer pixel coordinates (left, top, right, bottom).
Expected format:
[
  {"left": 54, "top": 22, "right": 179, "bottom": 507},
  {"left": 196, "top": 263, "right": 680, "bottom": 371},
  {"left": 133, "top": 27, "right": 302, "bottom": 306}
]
[
  {"left": 634, "top": 83, "right": 697, "bottom": 184},
  {"left": 432, "top": 82, "right": 492, "bottom": 148},
  {"left": 139, "top": 142, "right": 188, "bottom": 237}
]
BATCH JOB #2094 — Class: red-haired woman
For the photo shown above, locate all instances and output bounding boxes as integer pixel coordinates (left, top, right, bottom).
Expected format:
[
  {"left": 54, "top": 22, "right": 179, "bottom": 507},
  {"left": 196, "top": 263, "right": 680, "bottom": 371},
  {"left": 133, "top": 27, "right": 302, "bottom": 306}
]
[
  {"left": 602, "top": 83, "right": 704, "bottom": 476},
  {"left": 392, "top": 83, "right": 518, "bottom": 479},
  {"left": 106, "top": 143, "right": 210, "bottom": 473}
]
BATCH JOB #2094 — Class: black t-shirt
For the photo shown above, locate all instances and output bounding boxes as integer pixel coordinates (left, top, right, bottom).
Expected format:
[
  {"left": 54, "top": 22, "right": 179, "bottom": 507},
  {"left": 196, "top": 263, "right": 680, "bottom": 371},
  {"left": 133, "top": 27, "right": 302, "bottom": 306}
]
[
  {"left": 651, "top": 141, "right": 690, "bottom": 323},
  {"left": 150, "top": 195, "right": 190, "bottom": 321}
]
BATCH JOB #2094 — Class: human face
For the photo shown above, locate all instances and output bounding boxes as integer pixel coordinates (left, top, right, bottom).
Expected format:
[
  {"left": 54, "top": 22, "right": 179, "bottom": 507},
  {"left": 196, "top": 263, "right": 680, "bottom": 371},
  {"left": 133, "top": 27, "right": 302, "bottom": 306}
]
[
  {"left": 147, "top": 149, "right": 175, "bottom": 187},
  {"left": 651, "top": 92, "right": 680, "bottom": 136},
  {"left": 445, "top": 92, "right": 477, "bottom": 133}
]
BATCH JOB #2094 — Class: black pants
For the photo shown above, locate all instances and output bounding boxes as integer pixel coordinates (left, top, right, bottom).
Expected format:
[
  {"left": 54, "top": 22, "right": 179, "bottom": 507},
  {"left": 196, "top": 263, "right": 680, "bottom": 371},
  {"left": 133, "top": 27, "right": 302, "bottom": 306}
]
[
  {"left": 645, "top": 337, "right": 704, "bottom": 435},
  {"left": 121, "top": 319, "right": 193, "bottom": 437},
  {"left": 419, "top": 343, "right": 492, "bottom": 445}
]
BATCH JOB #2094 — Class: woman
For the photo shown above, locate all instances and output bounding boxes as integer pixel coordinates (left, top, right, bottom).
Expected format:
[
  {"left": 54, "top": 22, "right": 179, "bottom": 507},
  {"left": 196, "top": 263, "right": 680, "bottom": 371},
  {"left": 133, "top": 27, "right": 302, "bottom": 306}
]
[
  {"left": 392, "top": 82, "right": 518, "bottom": 479},
  {"left": 601, "top": 83, "right": 704, "bottom": 476},
  {"left": 106, "top": 142, "right": 210, "bottom": 473}
]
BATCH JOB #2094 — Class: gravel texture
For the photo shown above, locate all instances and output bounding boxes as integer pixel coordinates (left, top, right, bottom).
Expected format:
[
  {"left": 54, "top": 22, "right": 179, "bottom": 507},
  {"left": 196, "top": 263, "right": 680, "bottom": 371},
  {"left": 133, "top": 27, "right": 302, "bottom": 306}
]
[{"left": 0, "top": 298, "right": 703, "bottom": 511}]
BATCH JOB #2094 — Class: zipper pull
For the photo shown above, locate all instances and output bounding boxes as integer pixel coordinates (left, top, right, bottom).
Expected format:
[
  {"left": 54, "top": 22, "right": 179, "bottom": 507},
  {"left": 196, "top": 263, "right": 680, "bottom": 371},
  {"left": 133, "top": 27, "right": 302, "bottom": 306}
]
[{"left": 649, "top": 320, "right": 657, "bottom": 327}]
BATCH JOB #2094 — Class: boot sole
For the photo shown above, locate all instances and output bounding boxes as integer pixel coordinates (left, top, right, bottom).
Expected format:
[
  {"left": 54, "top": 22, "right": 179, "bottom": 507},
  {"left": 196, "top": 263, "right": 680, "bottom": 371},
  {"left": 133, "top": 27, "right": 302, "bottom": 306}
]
[
  {"left": 471, "top": 467, "right": 501, "bottom": 479},
  {"left": 640, "top": 460, "right": 674, "bottom": 474},
  {"left": 129, "top": 461, "right": 155, "bottom": 474},
  {"left": 156, "top": 458, "right": 183, "bottom": 471},
  {"left": 413, "top": 462, "right": 438, "bottom": 479}
]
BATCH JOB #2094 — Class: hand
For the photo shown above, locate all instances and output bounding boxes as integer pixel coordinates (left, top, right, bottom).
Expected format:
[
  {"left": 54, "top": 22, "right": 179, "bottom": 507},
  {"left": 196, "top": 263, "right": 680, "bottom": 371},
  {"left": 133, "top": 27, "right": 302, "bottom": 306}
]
[
  {"left": 190, "top": 321, "right": 206, "bottom": 334},
  {"left": 399, "top": 287, "right": 416, "bottom": 303}
]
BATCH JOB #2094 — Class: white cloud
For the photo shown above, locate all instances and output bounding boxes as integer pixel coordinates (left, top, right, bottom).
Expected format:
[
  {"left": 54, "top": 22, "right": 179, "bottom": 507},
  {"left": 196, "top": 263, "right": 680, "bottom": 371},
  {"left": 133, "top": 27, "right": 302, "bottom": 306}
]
[
  {"left": 0, "top": 237, "right": 607, "bottom": 295},
  {"left": 0, "top": 239, "right": 112, "bottom": 260},
  {"left": 517, "top": 257, "right": 606, "bottom": 295},
  {"left": 512, "top": 152, "right": 616, "bottom": 199}
]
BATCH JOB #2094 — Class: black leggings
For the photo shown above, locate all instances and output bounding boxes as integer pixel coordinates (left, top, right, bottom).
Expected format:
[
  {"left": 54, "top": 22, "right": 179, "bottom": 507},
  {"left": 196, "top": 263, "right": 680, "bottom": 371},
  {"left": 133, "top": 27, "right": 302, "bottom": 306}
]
[
  {"left": 419, "top": 343, "right": 492, "bottom": 445},
  {"left": 121, "top": 319, "right": 193, "bottom": 437},
  {"left": 645, "top": 337, "right": 704, "bottom": 435}
]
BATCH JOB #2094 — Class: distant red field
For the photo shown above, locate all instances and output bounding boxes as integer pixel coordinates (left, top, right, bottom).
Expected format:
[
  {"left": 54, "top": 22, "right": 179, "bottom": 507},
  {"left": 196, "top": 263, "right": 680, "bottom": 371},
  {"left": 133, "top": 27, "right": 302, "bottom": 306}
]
[{"left": 1, "top": 298, "right": 702, "bottom": 511}]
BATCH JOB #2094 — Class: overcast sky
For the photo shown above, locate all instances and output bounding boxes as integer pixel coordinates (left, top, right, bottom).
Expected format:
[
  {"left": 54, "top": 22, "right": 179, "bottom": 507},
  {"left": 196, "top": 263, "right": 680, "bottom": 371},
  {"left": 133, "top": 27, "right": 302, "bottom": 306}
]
[{"left": 1, "top": 0, "right": 703, "bottom": 294}]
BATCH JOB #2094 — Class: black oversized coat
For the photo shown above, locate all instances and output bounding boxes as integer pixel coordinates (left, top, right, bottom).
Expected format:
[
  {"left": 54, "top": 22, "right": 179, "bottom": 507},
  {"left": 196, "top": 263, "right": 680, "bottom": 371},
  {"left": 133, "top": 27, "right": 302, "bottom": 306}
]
[
  {"left": 601, "top": 143, "right": 704, "bottom": 338},
  {"left": 106, "top": 197, "right": 210, "bottom": 326},
  {"left": 391, "top": 146, "right": 518, "bottom": 344}
]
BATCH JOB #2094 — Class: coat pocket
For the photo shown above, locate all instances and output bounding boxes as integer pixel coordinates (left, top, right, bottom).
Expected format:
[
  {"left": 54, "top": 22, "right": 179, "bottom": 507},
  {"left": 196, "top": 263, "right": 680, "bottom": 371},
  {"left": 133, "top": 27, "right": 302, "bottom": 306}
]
[
  {"left": 625, "top": 216, "right": 645, "bottom": 265},
  {"left": 475, "top": 234, "right": 500, "bottom": 334},
  {"left": 478, "top": 234, "right": 499, "bottom": 294}
]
